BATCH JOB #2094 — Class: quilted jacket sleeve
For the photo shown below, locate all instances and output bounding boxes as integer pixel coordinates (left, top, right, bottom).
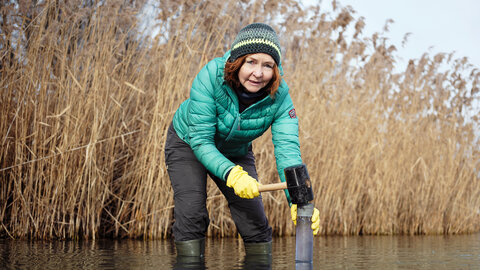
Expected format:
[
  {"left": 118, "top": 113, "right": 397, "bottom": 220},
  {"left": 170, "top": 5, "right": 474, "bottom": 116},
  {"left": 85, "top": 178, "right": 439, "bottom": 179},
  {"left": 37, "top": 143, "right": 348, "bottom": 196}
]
[
  {"left": 271, "top": 88, "right": 303, "bottom": 205},
  {"left": 187, "top": 60, "right": 235, "bottom": 180}
]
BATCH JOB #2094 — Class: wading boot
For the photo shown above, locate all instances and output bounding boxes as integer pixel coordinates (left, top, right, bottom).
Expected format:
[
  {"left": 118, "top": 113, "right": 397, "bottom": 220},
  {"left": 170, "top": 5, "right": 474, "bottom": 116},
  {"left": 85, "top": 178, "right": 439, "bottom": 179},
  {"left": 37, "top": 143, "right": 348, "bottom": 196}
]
[
  {"left": 243, "top": 241, "right": 272, "bottom": 268},
  {"left": 244, "top": 241, "right": 272, "bottom": 255},
  {"left": 175, "top": 238, "right": 205, "bottom": 257},
  {"left": 174, "top": 238, "right": 206, "bottom": 269}
]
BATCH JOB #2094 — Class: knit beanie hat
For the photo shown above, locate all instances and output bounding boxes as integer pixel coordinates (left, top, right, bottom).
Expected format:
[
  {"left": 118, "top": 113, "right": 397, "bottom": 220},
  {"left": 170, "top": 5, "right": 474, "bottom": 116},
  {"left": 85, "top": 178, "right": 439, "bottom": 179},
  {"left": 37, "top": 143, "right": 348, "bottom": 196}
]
[{"left": 229, "top": 23, "right": 281, "bottom": 65}]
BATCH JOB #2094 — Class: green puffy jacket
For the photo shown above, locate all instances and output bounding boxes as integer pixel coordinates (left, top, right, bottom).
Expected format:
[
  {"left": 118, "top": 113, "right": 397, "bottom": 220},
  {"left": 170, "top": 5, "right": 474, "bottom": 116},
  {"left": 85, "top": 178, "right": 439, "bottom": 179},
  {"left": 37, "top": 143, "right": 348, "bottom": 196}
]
[{"left": 172, "top": 51, "right": 302, "bottom": 202}]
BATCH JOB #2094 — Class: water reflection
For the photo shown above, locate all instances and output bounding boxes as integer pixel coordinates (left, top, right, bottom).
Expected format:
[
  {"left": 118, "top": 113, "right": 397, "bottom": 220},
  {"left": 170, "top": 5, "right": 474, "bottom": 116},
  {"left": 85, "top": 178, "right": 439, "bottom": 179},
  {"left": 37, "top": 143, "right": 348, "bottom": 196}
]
[
  {"left": 173, "top": 254, "right": 274, "bottom": 270},
  {"left": 1, "top": 234, "right": 480, "bottom": 269},
  {"left": 173, "top": 255, "right": 205, "bottom": 269},
  {"left": 316, "top": 234, "right": 480, "bottom": 269},
  {"left": 0, "top": 239, "right": 175, "bottom": 269}
]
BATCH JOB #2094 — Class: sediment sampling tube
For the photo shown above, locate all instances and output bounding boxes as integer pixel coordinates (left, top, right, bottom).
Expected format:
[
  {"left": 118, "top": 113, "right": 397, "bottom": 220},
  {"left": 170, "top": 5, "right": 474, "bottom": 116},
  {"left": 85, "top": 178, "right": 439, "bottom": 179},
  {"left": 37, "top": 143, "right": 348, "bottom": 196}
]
[{"left": 295, "top": 203, "right": 314, "bottom": 270}]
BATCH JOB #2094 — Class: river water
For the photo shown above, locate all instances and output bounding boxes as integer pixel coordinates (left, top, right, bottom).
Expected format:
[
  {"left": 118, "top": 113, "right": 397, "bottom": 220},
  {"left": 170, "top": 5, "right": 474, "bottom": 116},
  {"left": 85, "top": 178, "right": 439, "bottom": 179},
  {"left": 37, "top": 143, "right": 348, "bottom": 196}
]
[{"left": 2, "top": 234, "right": 480, "bottom": 269}]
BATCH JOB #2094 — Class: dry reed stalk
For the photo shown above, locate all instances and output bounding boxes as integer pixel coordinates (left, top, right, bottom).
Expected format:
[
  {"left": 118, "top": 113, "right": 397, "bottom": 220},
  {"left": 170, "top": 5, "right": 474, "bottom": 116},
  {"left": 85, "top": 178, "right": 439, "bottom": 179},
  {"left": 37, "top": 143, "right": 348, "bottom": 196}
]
[{"left": 0, "top": 0, "right": 478, "bottom": 239}]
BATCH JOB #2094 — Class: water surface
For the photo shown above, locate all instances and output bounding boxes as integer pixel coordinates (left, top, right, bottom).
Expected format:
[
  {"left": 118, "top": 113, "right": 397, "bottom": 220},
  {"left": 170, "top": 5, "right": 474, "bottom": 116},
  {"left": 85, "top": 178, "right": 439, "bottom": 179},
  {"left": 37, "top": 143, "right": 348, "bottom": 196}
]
[{"left": 2, "top": 234, "right": 480, "bottom": 269}]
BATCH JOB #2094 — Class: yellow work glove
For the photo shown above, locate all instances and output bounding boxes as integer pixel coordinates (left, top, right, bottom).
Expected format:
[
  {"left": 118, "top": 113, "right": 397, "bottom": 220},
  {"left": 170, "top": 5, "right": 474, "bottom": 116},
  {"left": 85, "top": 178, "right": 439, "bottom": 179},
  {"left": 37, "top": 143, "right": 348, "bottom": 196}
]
[
  {"left": 291, "top": 204, "right": 320, "bottom": 235},
  {"left": 226, "top": 165, "right": 260, "bottom": 199}
]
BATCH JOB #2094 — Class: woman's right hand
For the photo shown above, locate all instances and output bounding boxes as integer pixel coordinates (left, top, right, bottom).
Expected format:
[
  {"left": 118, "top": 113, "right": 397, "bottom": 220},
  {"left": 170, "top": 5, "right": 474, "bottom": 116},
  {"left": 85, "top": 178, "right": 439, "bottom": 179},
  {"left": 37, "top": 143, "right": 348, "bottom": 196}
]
[{"left": 226, "top": 165, "right": 260, "bottom": 199}]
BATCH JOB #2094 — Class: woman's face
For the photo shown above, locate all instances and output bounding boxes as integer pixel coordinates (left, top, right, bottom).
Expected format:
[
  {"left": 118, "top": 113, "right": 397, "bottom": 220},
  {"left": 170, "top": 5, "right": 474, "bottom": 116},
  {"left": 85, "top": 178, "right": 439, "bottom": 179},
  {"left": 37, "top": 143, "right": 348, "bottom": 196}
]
[{"left": 238, "top": 53, "right": 275, "bottom": 93}]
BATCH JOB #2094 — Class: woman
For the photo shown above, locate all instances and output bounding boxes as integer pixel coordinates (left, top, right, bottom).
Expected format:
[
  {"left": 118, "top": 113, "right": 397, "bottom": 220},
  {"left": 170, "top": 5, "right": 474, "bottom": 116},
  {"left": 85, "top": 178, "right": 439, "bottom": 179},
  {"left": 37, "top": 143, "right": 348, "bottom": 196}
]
[{"left": 164, "top": 23, "right": 319, "bottom": 258}]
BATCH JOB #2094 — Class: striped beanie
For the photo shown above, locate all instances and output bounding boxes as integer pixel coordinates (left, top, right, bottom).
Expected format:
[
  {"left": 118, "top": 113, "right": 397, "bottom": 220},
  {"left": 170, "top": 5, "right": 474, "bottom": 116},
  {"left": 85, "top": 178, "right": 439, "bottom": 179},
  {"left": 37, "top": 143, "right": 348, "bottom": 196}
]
[{"left": 229, "top": 23, "right": 281, "bottom": 65}]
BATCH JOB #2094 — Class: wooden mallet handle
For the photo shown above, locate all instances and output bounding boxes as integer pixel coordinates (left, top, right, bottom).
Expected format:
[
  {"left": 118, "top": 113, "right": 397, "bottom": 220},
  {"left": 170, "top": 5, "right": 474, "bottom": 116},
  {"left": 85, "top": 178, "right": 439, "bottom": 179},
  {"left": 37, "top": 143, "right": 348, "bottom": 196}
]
[{"left": 258, "top": 182, "right": 287, "bottom": 192}]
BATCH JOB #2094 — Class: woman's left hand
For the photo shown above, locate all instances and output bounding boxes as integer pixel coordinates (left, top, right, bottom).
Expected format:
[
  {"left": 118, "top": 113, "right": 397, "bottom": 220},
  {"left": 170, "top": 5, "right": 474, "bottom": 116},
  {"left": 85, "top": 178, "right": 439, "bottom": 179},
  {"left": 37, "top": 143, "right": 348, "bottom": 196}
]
[{"left": 291, "top": 204, "right": 320, "bottom": 235}]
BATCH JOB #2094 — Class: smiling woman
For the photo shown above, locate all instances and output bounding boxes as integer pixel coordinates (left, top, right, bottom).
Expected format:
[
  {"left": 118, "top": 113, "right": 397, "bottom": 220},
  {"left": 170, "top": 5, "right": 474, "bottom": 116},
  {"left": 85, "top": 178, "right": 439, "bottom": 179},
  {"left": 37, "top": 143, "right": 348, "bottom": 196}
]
[{"left": 164, "top": 22, "right": 320, "bottom": 261}]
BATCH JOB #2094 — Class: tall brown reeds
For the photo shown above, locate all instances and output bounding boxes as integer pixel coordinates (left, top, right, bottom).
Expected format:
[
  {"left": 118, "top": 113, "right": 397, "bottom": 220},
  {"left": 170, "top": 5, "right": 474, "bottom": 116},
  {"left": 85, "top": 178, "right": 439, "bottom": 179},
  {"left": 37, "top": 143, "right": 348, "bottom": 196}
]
[{"left": 1, "top": 0, "right": 479, "bottom": 239}]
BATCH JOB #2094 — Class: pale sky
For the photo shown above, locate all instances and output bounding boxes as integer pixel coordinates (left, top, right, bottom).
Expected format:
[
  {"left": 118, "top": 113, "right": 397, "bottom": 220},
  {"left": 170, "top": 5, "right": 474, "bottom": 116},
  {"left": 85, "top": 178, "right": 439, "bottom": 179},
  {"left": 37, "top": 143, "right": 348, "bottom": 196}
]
[
  {"left": 307, "top": 0, "right": 480, "bottom": 71},
  {"left": 302, "top": 0, "right": 479, "bottom": 138}
]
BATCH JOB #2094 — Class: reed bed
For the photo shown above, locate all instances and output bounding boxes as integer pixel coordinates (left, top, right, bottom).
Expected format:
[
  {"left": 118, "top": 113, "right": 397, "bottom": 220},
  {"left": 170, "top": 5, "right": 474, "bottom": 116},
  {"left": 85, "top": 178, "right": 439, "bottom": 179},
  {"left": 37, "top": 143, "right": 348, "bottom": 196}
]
[{"left": 1, "top": 0, "right": 479, "bottom": 239}]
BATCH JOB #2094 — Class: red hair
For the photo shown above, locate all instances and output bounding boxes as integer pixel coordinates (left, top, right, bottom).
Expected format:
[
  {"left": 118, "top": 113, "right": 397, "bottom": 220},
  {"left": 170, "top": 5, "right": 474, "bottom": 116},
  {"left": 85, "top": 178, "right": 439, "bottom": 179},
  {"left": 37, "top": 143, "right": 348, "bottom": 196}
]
[{"left": 224, "top": 54, "right": 281, "bottom": 97}]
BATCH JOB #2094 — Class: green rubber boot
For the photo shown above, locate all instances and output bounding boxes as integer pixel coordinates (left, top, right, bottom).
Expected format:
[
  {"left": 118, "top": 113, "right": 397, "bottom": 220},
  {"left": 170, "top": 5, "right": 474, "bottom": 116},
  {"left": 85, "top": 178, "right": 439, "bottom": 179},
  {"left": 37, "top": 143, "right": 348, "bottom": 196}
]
[
  {"left": 244, "top": 241, "right": 272, "bottom": 255},
  {"left": 175, "top": 238, "right": 205, "bottom": 257},
  {"left": 243, "top": 241, "right": 273, "bottom": 267},
  {"left": 174, "top": 238, "right": 206, "bottom": 268}
]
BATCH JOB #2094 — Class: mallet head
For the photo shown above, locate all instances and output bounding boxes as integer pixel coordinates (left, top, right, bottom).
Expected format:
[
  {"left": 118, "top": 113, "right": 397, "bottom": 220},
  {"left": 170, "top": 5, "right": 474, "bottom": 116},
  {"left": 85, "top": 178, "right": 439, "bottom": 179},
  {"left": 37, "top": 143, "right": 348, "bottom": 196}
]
[{"left": 284, "top": 164, "right": 314, "bottom": 206}]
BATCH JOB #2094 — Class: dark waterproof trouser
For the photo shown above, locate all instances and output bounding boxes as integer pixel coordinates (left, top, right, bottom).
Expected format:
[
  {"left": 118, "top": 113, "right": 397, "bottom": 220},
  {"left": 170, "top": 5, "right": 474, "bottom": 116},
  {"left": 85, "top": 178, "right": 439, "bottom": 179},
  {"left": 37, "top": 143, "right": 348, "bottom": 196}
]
[{"left": 164, "top": 123, "right": 272, "bottom": 243}]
